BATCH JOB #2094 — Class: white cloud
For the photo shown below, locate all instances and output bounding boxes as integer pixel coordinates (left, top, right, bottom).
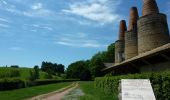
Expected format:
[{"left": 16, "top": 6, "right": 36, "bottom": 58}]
[
  {"left": 0, "top": 0, "right": 7, "bottom": 5},
  {"left": 31, "top": 3, "right": 43, "bottom": 10},
  {"left": 0, "top": 17, "right": 10, "bottom": 23},
  {"left": 9, "top": 47, "right": 24, "bottom": 51},
  {"left": 56, "top": 41, "right": 103, "bottom": 48},
  {"left": 23, "top": 8, "right": 53, "bottom": 18},
  {"left": 55, "top": 33, "right": 106, "bottom": 48},
  {"left": 62, "top": 0, "right": 122, "bottom": 25},
  {"left": 0, "top": 23, "right": 9, "bottom": 28},
  {"left": 0, "top": 1, "right": 55, "bottom": 19},
  {"left": 25, "top": 24, "right": 53, "bottom": 31}
]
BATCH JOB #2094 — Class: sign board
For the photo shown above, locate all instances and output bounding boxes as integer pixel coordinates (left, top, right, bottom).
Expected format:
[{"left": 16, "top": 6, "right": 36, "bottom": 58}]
[{"left": 121, "top": 79, "right": 156, "bottom": 100}]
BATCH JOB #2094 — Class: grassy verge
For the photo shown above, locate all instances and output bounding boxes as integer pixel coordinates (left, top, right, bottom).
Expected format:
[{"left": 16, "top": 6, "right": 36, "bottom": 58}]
[
  {"left": 79, "top": 81, "right": 117, "bottom": 100},
  {"left": 0, "top": 82, "right": 72, "bottom": 100}
]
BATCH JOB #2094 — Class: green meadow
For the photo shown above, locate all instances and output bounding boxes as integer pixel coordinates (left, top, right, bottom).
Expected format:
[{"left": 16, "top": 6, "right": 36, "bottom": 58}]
[
  {"left": 0, "top": 82, "right": 72, "bottom": 100},
  {"left": 0, "top": 67, "right": 48, "bottom": 80}
]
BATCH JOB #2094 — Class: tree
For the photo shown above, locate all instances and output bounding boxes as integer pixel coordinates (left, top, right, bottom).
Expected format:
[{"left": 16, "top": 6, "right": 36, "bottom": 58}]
[
  {"left": 34, "top": 65, "right": 39, "bottom": 79},
  {"left": 41, "top": 61, "right": 65, "bottom": 75},
  {"left": 66, "top": 60, "right": 91, "bottom": 80},
  {"left": 105, "top": 43, "right": 115, "bottom": 62},
  {"left": 28, "top": 70, "right": 36, "bottom": 81},
  {"left": 10, "top": 65, "right": 19, "bottom": 68},
  {"left": 89, "top": 54, "right": 105, "bottom": 78},
  {"left": 66, "top": 43, "right": 115, "bottom": 79},
  {"left": 79, "top": 69, "right": 91, "bottom": 81}
]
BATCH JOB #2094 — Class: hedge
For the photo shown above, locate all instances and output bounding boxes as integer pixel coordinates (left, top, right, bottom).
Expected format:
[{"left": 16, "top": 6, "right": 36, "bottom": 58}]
[
  {"left": 94, "top": 71, "right": 170, "bottom": 100},
  {"left": 0, "top": 78, "right": 79, "bottom": 91},
  {"left": 0, "top": 78, "right": 25, "bottom": 91}
]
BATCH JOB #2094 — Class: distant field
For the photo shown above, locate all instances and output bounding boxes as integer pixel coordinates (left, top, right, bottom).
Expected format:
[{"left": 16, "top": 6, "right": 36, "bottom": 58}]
[
  {"left": 0, "top": 82, "right": 72, "bottom": 100},
  {"left": 0, "top": 67, "right": 47, "bottom": 80}
]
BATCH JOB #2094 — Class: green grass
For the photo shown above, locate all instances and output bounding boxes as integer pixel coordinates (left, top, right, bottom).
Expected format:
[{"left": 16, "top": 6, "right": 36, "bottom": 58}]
[
  {"left": 0, "top": 82, "right": 72, "bottom": 100},
  {"left": 79, "top": 81, "right": 117, "bottom": 100},
  {"left": 0, "top": 67, "right": 48, "bottom": 80}
]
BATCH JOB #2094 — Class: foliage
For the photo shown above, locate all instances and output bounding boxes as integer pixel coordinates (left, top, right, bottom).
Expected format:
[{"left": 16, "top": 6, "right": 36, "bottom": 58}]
[
  {"left": 0, "top": 67, "right": 48, "bottom": 80},
  {"left": 34, "top": 66, "right": 40, "bottom": 79},
  {"left": 89, "top": 55, "right": 105, "bottom": 78},
  {"left": 10, "top": 65, "right": 19, "bottom": 68},
  {"left": 66, "top": 60, "right": 91, "bottom": 81},
  {"left": 41, "top": 61, "right": 65, "bottom": 75},
  {"left": 94, "top": 71, "right": 170, "bottom": 100},
  {"left": 79, "top": 69, "right": 92, "bottom": 81},
  {"left": 43, "top": 73, "right": 53, "bottom": 79},
  {"left": 66, "top": 43, "right": 115, "bottom": 79},
  {"left": 79, "top": 81, "right": 116, "bottom": 100},
  {"left": 0, "top": 68, "right": 20, "bottom": 78},
  {"left": 28, "top": 70, "right": 36, "bottom": 81},
  {"left": 28, "top": 66, "right": 40, "bottom": 81},
  {"left": 0, "top": 78, "right": 25, "bottom": 90}
]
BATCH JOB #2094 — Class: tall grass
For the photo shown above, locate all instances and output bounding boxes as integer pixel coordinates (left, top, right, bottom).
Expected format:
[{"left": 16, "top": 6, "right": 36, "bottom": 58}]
[{"left": 79, "top": 81, "right": 117, "bottom": 100}]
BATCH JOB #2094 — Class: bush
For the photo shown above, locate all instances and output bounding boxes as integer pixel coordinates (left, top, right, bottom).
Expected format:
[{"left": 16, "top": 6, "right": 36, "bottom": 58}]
[
  {"left": 0, "top": 78, "right": 25, "bottom": 91},
  {"left": 94, "top": 71, "right": 170, "bottom": 100},
  {"left": 43, "top": 73, "right": 53, "bottom": 79},
  {"left": 0, "top": 78, "right": 79, "bottom": 91}
]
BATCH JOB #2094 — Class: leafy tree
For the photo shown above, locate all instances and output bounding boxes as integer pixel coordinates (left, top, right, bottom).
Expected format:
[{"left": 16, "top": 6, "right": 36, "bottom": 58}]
[
  {"left": 88, "top": 43, "right": 115, "bottom": 78},
  {"left": 10, "top": 65, "right": 19, "bottom": 68},
  {"left": 34, "top": 65, "right": 39, "bottom": 79},
  {"left": 66, "top": 43, "right": 115, "bottom": 79},
  {"left": 57, "top": 64, "right": 65, "bottom": 74},
  {"left": 41, "top": 61, "right": 65, "bottom": 75},
  {"left": 89, "top": 54, "right": 105, "bottom": 78},
  {"left": 80, "top": 69, "right": 91, "bottom": 81},
  {"left": 105, "top": 43, "right": 115, "bottom": 62},
  {"left": 28, "top": 70, "right": 36, "bottom": 81},
  {"left": 66, "top": 60, "right": 91, "bottom": 80}
]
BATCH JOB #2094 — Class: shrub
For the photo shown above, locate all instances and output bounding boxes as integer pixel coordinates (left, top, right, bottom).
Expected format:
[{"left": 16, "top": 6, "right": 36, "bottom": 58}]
[
  {"left": 0, "top": 78, "right": 25, "bottom": 91},
  {"left": 94, "top": 71, "right": 170, "bottom": 100},
  {"left": 43, "top": 73, "right": 53, "bottom": 79}
]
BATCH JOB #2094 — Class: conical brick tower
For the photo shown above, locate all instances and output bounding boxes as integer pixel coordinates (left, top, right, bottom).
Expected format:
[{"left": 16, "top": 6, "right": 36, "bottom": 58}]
[
  {"left": 119, "top": 20, "right": 127, "bottom": 40},
  {"left": 128, "top": 7, "right": 139, "bottom": 31},
  {"left": 138, "top": 0, "right": 170, "bottom": 54},
  {"left": 125, "top": 7, "right": 139, "bottom": 60},
  {"left": 115, "top": 20, "right": 127, "bottom": 63},
  {"left": 142, "top": 0, "right": 159, "bottom": 16}
]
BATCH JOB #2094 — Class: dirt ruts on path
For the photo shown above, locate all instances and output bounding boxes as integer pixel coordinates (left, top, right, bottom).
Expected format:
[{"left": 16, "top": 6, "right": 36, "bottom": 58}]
[{"left": 27, "top": 83, "right": 78, "bottom": 100}]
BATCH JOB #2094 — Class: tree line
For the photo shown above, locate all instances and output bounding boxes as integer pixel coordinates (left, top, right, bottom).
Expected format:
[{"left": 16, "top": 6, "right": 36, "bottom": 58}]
[
  {"left": 66, "top": 43, "right": 115, "bottom": 80},
  {"left": 41, "top": 61, "right": 65, "bottom": 75}
]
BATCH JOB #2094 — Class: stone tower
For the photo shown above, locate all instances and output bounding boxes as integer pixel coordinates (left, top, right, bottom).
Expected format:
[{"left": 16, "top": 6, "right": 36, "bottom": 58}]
[
  {"left": 115, "top": 20, "right": 127, "bottom": 63},
  {"left": 138, "top": 0, "right": 170, "bottom": 54},
  {"left": 125, "top": 7, "right": 139, "bottom": 60}
]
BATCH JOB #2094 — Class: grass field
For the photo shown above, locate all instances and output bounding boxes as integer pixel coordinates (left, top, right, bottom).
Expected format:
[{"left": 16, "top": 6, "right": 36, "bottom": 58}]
[
  {"left": 0, "top": 82, "right": 72, "bottom": 100},
  {"left": 79, "top": 81, "right": 117, "bottom": 100},
  {"left": 0, "top": 67, "right": 48, "bottom": 80}
]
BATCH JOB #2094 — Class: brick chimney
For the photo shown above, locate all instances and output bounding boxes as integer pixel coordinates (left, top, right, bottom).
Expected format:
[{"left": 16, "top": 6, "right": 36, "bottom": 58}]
[
  {"left": 142, "top": 0, "right": 159, "bottom": 16},
  {"left": 128, "top": 7, "right": 139, "bottom": 31},
  {"left": 119, "top": 20, "right": 127, "bottom": 40}
]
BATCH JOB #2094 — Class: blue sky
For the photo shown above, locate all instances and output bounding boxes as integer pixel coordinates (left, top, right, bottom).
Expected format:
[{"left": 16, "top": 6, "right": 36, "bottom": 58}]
[{"left": 0, "top": 0, "right": 169, "bottom": 68}]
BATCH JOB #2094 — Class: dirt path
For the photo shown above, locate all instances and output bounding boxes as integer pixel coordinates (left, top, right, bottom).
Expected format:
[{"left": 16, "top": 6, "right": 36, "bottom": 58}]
[{"left": 27, "top": 83, "right": 78, "bottom": 100}]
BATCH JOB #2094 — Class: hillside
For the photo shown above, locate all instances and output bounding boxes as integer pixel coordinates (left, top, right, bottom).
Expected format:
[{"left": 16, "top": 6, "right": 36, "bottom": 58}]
[{"left": 0, "top": 67, "right": 48, "bottom": 80}]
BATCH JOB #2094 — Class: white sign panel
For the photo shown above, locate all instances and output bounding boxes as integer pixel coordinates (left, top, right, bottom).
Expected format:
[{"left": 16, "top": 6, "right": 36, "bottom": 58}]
[{"left": 121, "top": 79, "right": 156, "bottom": 100}]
